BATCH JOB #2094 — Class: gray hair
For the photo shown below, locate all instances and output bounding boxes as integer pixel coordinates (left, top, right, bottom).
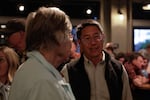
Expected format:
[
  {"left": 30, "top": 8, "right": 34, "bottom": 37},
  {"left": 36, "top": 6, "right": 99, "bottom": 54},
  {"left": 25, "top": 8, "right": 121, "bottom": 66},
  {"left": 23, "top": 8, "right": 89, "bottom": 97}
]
[{"left": 26, "top": 7, "right": 72, "bottom": 51}]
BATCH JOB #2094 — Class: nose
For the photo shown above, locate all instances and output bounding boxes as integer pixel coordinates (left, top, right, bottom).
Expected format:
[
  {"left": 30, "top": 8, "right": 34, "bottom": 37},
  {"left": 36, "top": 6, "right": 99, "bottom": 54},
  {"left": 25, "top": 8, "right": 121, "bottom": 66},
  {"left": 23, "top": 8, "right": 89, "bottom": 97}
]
[{"left": 90, "top": 37, "right": 97, "bottom": 44}]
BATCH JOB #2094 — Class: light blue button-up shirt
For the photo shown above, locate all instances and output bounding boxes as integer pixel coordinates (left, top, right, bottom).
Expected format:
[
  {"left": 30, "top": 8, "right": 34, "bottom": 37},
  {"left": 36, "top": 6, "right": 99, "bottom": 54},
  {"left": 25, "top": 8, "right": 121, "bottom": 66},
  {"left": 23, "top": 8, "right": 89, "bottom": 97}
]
[{"left": 8, "top": 51, "right": 75, "bottom": 100}]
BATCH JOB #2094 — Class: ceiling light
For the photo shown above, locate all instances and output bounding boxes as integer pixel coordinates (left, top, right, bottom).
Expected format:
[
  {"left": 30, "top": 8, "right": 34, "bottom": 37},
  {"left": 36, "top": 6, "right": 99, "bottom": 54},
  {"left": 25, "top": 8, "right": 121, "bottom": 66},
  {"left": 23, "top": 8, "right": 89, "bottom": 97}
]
[
  {"left": 118, "top": 10, "right": 124, "bottom": 20},
  {"left": 86, "top": 9, "right": 92, "bottom": 15},
  {"left": 119, "top": 13, "right": 124, "bottom": 20},
  {"left": 142, "top": 4, "right": 150, "bottom": 10},
  {"left": 0, "top": 25, "right": 6, "bottom": 29},
  {"left": 18, "top": 5, "right": 25, "bottom": 11},
  {"left": 1, "top": 35, "right": 5, "bottom": 39}
]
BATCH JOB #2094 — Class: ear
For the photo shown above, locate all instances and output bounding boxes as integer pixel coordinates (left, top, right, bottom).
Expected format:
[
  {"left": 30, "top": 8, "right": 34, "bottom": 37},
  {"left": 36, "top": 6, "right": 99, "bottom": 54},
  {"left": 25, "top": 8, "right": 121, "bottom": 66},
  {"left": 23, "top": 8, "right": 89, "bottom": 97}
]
[{"left": 101, "top": 34, "right": 105, "bottom": 42}]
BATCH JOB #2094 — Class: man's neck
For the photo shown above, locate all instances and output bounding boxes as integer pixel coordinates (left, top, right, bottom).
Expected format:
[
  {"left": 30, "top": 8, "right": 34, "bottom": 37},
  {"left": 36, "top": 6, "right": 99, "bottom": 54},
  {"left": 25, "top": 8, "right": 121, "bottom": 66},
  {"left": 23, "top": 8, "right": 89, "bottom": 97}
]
[{"left": 86, "top": 53, "right": 103, "bottom": 67}]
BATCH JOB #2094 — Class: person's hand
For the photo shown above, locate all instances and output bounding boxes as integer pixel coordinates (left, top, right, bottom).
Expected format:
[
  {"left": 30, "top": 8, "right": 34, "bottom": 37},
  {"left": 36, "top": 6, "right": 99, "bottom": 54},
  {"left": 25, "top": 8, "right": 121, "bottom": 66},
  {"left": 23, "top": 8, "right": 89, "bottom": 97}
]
[
  {"left": 133, "top": 76, "right": 143, "bottom": 87},
  {"left": 141, "top": 76, "right": 149, "bottom": 84},
  {"left": 133, "top": 75, "right": 149, "bottom": 87}
]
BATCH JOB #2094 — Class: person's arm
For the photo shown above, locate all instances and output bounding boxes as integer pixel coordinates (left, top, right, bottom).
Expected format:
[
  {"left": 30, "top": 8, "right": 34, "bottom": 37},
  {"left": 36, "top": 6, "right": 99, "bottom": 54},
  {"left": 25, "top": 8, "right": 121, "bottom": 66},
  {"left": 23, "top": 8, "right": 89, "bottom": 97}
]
[
  {"left": 122, "top": 65, "right": 133, "bottom": 100},
  {"left": 133, "top": 75, "right": 150, "bottom": 88}
]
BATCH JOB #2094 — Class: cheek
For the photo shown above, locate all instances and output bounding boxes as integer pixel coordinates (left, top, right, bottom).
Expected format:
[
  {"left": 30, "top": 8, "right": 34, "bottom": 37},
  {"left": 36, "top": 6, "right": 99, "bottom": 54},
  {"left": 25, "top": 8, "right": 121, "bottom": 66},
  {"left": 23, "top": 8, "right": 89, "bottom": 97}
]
[
  {"left": 0, "top": 63, "right": 9, "bottom": 76},
  {"left": 58, "top": 41, "right": 71, "bottom": 60},
  {"left": 8, "top": 37, "right": 18, "bottom": 46},
  {"left": 8, "top": 34, "right": 20, "bottom": 45},
  {"left": 64, "top": 42, "right": 72, "bottom": 58},
  {"left": 79, "top": 41, "right": 87, "bottom": 48},
  {"left": 99, "top": 40, "right": 104, "bottom": 47}
]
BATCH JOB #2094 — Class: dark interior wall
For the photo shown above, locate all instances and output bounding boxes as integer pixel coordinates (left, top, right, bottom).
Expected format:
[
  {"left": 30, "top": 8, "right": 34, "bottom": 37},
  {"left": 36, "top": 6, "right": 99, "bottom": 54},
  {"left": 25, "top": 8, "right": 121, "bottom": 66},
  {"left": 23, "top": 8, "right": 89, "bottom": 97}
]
[
  {"left": 132, "top": 2, "right": 150, "bottom": 20},
  {"left": 0, "top": 0, "right": 100, "bottom": 19}
]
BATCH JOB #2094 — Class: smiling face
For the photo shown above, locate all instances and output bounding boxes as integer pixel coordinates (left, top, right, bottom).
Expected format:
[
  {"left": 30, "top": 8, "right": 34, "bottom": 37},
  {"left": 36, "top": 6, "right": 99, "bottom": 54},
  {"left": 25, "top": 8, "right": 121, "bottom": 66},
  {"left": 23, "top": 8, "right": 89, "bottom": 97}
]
[{"left": 78, "top": 25, "right": 104, "bottom": 60}]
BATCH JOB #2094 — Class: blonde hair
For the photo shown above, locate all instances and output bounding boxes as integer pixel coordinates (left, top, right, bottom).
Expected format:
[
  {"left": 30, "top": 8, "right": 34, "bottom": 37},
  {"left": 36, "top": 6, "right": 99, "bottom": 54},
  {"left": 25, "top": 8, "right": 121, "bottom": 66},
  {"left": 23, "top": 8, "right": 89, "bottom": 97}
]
[{"left": 0, "top": 46, "right": 19, "bottom": 82}]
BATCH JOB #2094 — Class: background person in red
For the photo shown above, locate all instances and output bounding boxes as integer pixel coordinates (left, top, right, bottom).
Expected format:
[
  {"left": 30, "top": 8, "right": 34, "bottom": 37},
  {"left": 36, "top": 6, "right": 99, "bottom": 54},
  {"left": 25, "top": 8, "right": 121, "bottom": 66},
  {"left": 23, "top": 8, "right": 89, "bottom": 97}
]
[{"left": 124, "top": 52, "right": 150, "bottom": 100}]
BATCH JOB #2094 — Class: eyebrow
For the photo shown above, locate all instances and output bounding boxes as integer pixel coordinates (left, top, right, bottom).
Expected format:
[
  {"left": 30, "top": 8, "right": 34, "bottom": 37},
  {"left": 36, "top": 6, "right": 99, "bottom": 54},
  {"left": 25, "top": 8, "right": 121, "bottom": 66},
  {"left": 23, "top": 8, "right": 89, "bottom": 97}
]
[{"left": 83, "top": 32, "right": 101, "bottom": 35}]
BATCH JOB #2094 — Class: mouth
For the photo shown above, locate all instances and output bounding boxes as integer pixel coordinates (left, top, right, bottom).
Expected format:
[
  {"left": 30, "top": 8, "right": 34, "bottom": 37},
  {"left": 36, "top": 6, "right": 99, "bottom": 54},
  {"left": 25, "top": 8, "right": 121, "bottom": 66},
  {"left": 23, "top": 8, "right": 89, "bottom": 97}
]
[{"left": 90, "top": 47, "right": 99, "bottom": 52}]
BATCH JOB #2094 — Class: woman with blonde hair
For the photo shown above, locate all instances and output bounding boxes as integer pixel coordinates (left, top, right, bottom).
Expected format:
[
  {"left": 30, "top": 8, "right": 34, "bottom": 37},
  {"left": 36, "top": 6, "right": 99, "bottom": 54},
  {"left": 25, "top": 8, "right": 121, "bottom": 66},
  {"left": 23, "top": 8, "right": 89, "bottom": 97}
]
[{"left": 0, "top": 46, "right": 19, "bottom": 100}]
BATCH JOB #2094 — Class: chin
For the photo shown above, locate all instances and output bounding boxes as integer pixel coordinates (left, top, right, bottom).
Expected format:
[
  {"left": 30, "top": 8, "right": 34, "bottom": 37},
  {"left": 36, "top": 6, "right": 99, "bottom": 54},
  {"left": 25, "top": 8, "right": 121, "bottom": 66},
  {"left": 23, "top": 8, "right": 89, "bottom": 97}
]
[{"left": 90, "top": 53, "right": 99, "bottom": 58}]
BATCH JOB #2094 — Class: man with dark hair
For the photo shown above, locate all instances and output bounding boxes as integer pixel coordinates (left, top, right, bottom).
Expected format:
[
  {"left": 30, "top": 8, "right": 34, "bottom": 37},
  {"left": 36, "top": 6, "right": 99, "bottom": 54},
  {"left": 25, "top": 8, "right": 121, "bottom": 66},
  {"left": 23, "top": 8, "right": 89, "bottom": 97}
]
[
  {"left": 0, "top": 18, "right": 26, "bottom": 63},
  {"left": 61, "top": 19, "right": 133, "bottom": 100}
]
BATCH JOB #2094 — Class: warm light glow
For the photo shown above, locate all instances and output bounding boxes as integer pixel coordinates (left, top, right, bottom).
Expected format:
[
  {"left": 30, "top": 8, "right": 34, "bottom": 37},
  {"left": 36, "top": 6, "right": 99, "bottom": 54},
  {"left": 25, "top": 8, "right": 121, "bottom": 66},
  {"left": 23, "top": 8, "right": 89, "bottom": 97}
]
[
  {"left": 1, "top": 35, "right": 5, "bottom": 39},
  {"left": 117, "top": 9, "right": 124, "bottom": 20},
  {"left": 19, "top": 5, "right": 25, "bottom": 11},
  {"left": 119, "top": 13, "right": 124, "bottom": 20},
  {"left": 142, "top": 4, "right": 150, "bottom": 10},
  {"left": 86, "top": 9, "right": 92, "bottom": 15},
  {"left": 0, "top": 25, "right": 6, "bottom": 29}
]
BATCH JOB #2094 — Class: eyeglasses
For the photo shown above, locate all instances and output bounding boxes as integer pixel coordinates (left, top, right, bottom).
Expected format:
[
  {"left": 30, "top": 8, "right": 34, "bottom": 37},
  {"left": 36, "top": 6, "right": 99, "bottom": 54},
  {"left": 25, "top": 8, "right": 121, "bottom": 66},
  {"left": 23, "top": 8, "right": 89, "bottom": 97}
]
[{"left": 81, "top": 33, "right": 103, "bottom": 43}]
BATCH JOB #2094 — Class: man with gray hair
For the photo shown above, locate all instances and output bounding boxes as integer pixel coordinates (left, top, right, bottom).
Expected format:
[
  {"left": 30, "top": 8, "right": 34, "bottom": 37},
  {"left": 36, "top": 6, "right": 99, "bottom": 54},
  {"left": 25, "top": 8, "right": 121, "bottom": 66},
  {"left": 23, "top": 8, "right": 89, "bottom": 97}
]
[{"left": 8, "top": 7, "right": 75, "bottom": 100}]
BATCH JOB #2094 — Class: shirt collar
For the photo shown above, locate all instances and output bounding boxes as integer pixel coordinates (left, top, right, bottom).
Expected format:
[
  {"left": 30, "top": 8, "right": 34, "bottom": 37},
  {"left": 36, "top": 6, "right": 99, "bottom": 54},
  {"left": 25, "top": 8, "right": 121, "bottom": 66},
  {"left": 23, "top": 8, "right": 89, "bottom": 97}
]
[
  {"left": 83, "top": 51, "right": 105, "bottom": 64},
  {"left": 27, "top": 51, "right": 63, "bottom": 81}
]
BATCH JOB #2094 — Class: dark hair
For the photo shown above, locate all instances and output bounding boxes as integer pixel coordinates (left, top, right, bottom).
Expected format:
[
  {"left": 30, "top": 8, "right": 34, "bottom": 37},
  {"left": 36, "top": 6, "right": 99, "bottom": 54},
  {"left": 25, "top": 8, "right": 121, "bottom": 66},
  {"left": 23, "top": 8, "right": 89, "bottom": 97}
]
[
  {"left": 76, "top": 19, "right": 103, "bottom": 39},
  {"left": 127, "top": 52, "right": 143, "bottom": 63},
  {"left": 115, "top": 52, "right": 126, "bottom": 60},
  {"left": 0, "top": 19, "right": 25, "bottom": 36}
]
